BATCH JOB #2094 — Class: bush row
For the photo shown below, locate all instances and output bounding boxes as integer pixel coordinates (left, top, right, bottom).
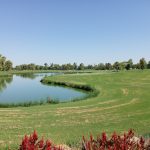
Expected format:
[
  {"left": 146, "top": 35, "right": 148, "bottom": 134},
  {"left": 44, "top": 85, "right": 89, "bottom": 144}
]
[{"left": 19, "top": 130, "right": 150, "bottom": 150}]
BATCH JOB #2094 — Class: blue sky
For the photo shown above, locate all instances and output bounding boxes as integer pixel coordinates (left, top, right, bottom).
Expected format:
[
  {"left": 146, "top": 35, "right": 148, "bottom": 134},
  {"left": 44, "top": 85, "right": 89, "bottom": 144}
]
[{"left": 0, "top": 0, "right": 150, "bottom": 66}]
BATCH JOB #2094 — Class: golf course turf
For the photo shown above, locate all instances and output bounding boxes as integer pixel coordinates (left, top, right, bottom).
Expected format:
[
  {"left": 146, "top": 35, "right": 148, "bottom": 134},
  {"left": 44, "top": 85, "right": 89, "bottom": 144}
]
[{"left": 0, "top": 70, "right": 150, "bottom": 149}]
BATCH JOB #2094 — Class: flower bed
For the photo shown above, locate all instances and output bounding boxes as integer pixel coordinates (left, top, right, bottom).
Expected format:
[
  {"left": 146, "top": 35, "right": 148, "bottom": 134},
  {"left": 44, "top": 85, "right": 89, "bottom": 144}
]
[{"left": 19, "top": 130, "right": 150, "bottom": 150}]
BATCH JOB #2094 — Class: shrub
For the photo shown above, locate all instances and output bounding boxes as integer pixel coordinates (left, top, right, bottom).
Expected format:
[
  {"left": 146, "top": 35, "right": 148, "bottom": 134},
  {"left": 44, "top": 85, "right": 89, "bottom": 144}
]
[
  {"left": 19, "top": 130, "right": 150, "bottom": 150},
  {"left": 19, "top": 130, "right": 63, "bottom": 150},
  {"left": 82, "top": 129, "right": 150, "bottom": 150}
]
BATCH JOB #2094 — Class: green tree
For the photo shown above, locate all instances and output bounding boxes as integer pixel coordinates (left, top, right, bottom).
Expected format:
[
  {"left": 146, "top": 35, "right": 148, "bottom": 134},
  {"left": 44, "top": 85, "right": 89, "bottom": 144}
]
[
  {"left": 0, "top": 56, "right": 6, "bottom": 71},
  {"left": 125, "top": 59, "right": 133, "bottom": 70},
  {"left": 15, "top": 65, "right": 21, "bottom": 70},
  {"left": 44, "top": 63, "right": 48, "bottom": 70},
  {"left": 35, "top": 65, "right": 40, "bottom": 70},
  {"left": 0, "top": 54, "right": 13, "bottom": 71},
  {"left": 73, "top": 62, "right": 78, "bottom": 70},
  {"left": 105, "top": 63, "right": 112, "bottom": 70},
  {"left": 125, "top": 64, "right": 130, "bottom": 70},
  {"left": 4, "top": 60, "right": 13, "bottom": 71},
  {"left": 147, "top": 61, "right": 150, "bottom": 69},
  {"left": 28, "top": 63, "right": 36, "bottom": 70},
  {"left": 128, "top": 59, "right": 133, "bottom": 68},
  {"left": 61, "top": 64, "right": 68, "bottom": 70},
  {"left": 2, "top": 56, "right": 6, "bottom": 71},
  {"left": 139, "top": 58, "right": 147, "bottom": 70},
  {"left": 53, "top": 64, "right": 60, "bottom": 70},
  {"left": 49, "top": 63, "right": 54, "bottom": 70},
  {"left": 87, "top": 64, "right": 93, "bottom": 69},
  {"left": 0, "top": 55, "right": 3, "bottom": 71},
  {"left": 66, "top": 63, "right": 74, "bottom": 70},
  {"left": 113, "top": 62, "right": 120, "bottom": 71},
  {"left": 96, "top": 63, "right": 105, "bottom": 70},
  {"left": 78, "top": 63, "right": 84, "bottom": 70}
]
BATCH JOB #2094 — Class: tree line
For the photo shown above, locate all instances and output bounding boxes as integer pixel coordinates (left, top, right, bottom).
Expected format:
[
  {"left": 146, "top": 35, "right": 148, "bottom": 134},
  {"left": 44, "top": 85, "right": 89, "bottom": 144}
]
[
  {"left": 0, "top": 54, "right": 13, "bottom": 71},
  {"left": 15, "top": 58, "right": 150, "bottom": 71},
  {"left": 0, "top": 54, "right": 149, "bottom": 71}
]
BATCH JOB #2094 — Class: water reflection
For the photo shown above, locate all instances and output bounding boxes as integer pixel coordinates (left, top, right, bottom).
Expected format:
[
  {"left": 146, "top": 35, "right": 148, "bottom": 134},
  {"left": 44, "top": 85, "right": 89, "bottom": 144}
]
[
  {"left": 0, "top": 73, "right": 87, "bottom": 104},
  {"left": 0, "top": 75, "right": 13, "bottom": 92},
  {"left": 0, "top": 72, "right": 56, "bottom": 93},
  {"left": 15, "top": 73, "right": 36, "bottom": 79},
  {"left": 15, "top": 73, "right": 57, "bottom": 80}
]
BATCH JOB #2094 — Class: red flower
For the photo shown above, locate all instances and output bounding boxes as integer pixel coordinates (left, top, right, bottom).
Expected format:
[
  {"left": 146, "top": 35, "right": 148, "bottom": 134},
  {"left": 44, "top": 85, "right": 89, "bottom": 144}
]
[
  {"left": 39, "top": 137, "right": 44, "bottom": 148},
  {"left": 102, "top": 132, "right": 107, "bottom": 142},
  {"left": 32, "top": 130, "right": 38, "bottom": 142}
]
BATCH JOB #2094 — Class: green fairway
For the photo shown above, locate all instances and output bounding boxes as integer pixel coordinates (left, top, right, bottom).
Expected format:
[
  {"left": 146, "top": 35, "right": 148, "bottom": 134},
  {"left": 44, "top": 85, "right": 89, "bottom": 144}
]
[{"left": 0, "top": 70, "right": 150, "bottom": 149}]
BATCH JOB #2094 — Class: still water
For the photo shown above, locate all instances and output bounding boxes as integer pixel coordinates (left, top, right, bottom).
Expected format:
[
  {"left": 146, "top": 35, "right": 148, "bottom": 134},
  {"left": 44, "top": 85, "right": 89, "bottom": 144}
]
[{"left": 0, "top": 73, "right": 87, "bottom": 104}]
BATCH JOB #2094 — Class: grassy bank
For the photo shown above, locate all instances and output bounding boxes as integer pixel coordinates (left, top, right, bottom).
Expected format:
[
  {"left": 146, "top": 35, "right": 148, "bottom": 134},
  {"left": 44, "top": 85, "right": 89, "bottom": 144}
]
[
  {"left": 0, "top": 99, "right": 59, "bottom": 108},
  {"left": 41, "top": 78, "right": 99, "bottom": 100},
  {"left": 0, "top": 70, "right": 150, "bottom": 149}
]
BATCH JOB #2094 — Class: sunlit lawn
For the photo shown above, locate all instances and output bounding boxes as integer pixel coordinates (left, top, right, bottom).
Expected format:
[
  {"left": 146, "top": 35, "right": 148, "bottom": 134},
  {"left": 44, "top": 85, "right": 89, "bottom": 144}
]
[{"left": 0, "top": 70, "right": 150, "bottom": 149}]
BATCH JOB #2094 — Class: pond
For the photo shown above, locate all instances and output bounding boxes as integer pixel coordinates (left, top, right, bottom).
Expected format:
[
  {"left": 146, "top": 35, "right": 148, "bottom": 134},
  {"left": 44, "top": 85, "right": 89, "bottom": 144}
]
[{"left": 0, "top": 73, "right": 87, "bottom": 104}]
